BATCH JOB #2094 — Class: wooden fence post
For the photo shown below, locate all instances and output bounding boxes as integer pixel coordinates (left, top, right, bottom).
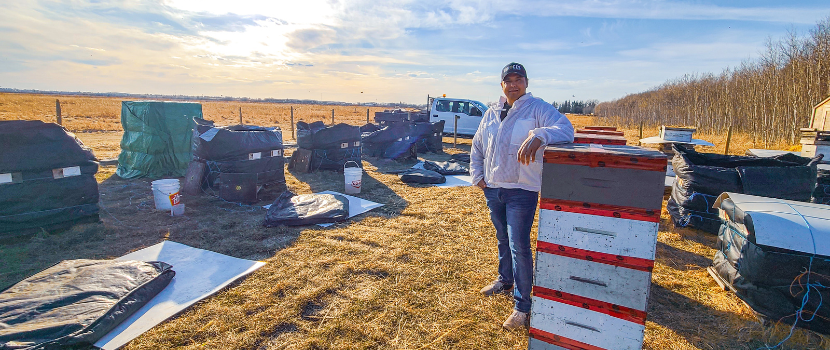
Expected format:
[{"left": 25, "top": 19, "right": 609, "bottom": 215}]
[
  {"left": 290, "top": 106, "right": 295, "bottom": 140},
  {"left": 454, "top": 115, "right": 459, "bottom": 148},
  {"left": 366, "top": 109, "right": 370, "bottom": 124},
  {"left": 238, "top": 107, "right": 242, "bottom": 125},
  {"left": 331, "top": 109, "right": 335, "bottom": 124},
  {"left": 56, "top": 99, "right": 62, "bottom": 125},
  {"left": 724, "top": 123, "right": 733, "bottom": 155},
  {"left": 638, "top": 121, "right": 643, "bottom": 146}
]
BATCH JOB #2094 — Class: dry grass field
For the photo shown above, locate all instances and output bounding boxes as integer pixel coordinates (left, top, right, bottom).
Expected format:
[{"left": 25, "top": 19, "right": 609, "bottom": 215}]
[{"left": 1, "top": 93, "right": 827, "bottom": 349}]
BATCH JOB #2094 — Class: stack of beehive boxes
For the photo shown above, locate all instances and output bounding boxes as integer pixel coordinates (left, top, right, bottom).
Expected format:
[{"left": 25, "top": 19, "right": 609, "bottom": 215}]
[
  {"left": 529, "top": 143, "right": 667, "bottom": 350},
  {"left": 573, "top": 126, "right": 627, "bottom": 145}
]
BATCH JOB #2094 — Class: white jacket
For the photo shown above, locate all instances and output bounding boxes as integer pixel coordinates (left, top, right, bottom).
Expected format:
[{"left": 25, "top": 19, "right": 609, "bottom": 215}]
[{"left": 470, "top": 93, "right": 574, "bottom": 192}]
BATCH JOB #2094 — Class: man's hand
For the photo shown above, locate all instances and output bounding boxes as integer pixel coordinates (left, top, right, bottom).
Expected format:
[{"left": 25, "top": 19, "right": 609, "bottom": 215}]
[
  {"left": 517, "top": 135, "right": 543, "bottom": 165},
  {"left": 476, "top": 179, "right": 487, "bottom": 189}
]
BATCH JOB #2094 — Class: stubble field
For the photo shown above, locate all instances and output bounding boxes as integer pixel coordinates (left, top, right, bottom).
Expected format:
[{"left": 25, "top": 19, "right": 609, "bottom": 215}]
[{"left": 0, "top": 92, "right": 826, "bottom": 349}]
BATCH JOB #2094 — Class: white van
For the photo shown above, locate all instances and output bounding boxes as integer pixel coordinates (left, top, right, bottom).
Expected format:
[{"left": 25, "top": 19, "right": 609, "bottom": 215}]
[{"left": 429, "top": 97, "right": 489, "bottom": 136}]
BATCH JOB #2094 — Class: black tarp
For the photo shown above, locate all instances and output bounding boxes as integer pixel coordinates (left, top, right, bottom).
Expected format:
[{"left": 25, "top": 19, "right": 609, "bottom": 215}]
[
  {"left": 0, "top": 121, "right": 99, "bottom": 235},
  {"left": 712, "top": 199, "right": 830, "bottom": 334},
  {"left": 190, "top": 119, "right": 285, "bottom": 195},
  {"left": 193, "top": 119, "right": 283, "bottom": 161},
  {"left": 0, "top": 259, "right": 174, "bottom": 349},
  {"left": 666, "top": 144, "right": 817, "bottom": 233},
  {"left": 360, "top": 123, "right": 380, "bottom": 133},
  {"left": 374, "top": 110, "right": 428, "bottom": 125},
  {"left": 450, "top": 153, "right": 471, "bottom": 163},
  {"left": 400, "top": 169, "right": 446, "bottom": 184},
  {"left": 812, "top": 169, "right": 830, "bottom": 204},
  {"left": 362, "top": 123, "right": 418, "bottom": 160},
  {"left": 295, "top": 122, "right": 361, "bottom": 171},
  {"left": 297, "top": 122, "right": 360, "bottom": 150},
  {"left": 422, "top": 160, "right": 469, "bottom": 175},
  {"left": 413, "top": 121, "right": 444, "bottom": 153},
  {"left": 264, "top": 191, "right": 349, "bottom": 226}
]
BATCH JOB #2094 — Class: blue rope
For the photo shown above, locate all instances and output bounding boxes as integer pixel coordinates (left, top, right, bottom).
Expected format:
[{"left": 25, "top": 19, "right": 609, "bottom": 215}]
[{"left": 756, "top": 201, "right": 826, "bottom": 349}]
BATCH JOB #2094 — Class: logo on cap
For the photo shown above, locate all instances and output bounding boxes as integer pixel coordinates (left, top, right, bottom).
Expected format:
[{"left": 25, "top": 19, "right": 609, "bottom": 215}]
[{"left": 502, "top": 62, "right": 527, "bottom": 80}]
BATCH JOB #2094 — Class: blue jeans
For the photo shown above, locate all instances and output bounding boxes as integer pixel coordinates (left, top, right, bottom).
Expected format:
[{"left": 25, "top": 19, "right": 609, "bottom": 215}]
[{"left": 483, "top": 187, "right": 538, "bottom": 313}]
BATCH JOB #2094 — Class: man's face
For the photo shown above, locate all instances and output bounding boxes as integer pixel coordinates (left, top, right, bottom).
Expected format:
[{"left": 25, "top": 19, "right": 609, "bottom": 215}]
[{"left": 501, "top": 73, "right": 528, "bottom": 102}]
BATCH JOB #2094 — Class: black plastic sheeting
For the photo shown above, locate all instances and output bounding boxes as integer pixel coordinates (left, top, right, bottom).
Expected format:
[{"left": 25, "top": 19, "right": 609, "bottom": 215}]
[
  {"left": 666, "top": 144, "right": 818, "bottom": 234},
  {"left": 0, "top": 259, "right": 174, "bottom": 349},
  {"left": 362, "top": 123, "right": 418, "bottom": 160},
  {"left": 294, "top": 122, "right": 361, "bottom": 172},
  {"left": 400, "top": 169, "right": 446, "bottom": 184},
  {"left": 450, "top": 153, "right": 471, "bottom": 163},
  {"left": 712, "top": 200, "right": 830, "bottom": 334},
  {"left": 413, "top": 121, "right": 444, "bottom": 153},
  {"left": 0, "top": 121, "right": 99, "bottom": 235},
  {"left": 193, "top": 118, "right": 283, "bottom": 161},
  {"left": 190, "top": 119, "right": 285, "bottom": 195},
  {"left": 422, "top": 160, "right": 469, "bottom": 175},
  {"left": 360, "top": 123, "right": 380, "bottom": 133},
  {"left": 812, "top": 169, "right": 830, "bottom": 204},
  {"left": 374, "top": 110, "right": 429, "bottom": 125},
  {"left": 264, "top": 191, "right": 349, "bottom": 226},
  {"left": 297, "top": 122, "right": 361, "bottom": 150}
]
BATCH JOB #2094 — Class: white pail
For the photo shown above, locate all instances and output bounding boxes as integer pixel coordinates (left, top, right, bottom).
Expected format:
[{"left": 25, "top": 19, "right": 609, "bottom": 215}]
[
  {"left": 171, "top": 203, "right": 185, "bottom": 216},
  {"left": 151, "top": 179, "right": 181, "bottom": 210},
  {"left": 344, "top": 161, "right": 362, "bottom": 194}
]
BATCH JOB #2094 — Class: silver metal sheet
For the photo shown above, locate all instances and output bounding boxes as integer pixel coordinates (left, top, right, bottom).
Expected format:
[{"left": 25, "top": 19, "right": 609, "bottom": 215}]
[
  {"left": 715, "top": 192, "right": 830, "bottom": 256},
  {"left": 638, "top": 136, "right": 715, "bottom": 146}
]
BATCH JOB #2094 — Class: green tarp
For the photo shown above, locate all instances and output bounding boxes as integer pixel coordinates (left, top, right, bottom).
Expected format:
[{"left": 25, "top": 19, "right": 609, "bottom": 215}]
[{"left": 116, "top": 101, "right": 200, "bottom": 179}]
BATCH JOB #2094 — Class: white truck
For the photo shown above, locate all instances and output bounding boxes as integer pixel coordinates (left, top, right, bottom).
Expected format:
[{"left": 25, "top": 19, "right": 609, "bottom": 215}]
[{"left": 428, "top": 97, "right": 489, "bottom": 136}]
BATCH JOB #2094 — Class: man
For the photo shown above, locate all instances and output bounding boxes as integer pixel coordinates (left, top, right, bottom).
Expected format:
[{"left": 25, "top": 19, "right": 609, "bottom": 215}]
[{"left": 470, "top": 62, "right": 574, "bottom": 330}]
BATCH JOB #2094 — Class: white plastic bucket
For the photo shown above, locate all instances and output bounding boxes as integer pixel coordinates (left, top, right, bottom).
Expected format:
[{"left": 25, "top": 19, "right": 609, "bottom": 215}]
[
  {"left": 344, "top": 161, "right": 362, "bottom": 194},
  {"left": 151, "top": 179, "right": 181, "bottom": 211},
  {"left": 171, "top": 203, "right": 185, "bottom": 216}
]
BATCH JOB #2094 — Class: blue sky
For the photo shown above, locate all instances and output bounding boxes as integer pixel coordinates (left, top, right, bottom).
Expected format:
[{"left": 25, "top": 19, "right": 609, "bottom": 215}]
[{"left": 1, "top": 1, "right": 829, "bottom": 105}]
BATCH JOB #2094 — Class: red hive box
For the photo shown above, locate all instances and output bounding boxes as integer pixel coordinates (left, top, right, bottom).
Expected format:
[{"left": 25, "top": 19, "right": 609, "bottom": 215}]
[
  {"left": 576, "top": 129, "right": 625, "bottom": 137},
  {"left": 584, "top": 126, "right": 617, "bottom": 131},
  {"left": 573, "top": 132, "right": 627, "bottom": 145},
  {"left": 529, "top": 144, "right": 667, "bottom": 350}
]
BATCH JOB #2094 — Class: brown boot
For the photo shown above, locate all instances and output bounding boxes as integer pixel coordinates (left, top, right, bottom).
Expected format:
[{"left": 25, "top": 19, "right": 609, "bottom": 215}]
[
  {"left": 502, "top": 310, "right": 528, "bottom": 330},
  {"left": 480, "top": 280, "right": 513, "bottom": 296}
]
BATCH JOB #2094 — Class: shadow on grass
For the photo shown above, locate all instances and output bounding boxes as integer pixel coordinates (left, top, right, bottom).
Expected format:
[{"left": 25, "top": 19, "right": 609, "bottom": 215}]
[
  {"left": 0, "top": 169, "right": 304, "bottom": 291},
  {"left": 655, "top": 241, "right": 713, "bottom": 271},
  {"left": 287, "top": 160, "right": 408, "bottom": 220},
  {"left": 647, "top": 284, "right": 762, "bottom": 348}
]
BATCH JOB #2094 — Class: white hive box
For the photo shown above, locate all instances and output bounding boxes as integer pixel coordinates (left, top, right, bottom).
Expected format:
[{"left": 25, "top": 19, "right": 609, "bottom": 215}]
[
  {"left": 530, "top": 144, "right": 667, "bottom": 350},
  {"left": 659, "top": 126, "right": 696, "bottom": 143}
]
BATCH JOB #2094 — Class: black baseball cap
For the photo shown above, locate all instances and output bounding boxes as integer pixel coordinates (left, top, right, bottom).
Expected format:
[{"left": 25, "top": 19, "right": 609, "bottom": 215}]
[{"left": 501, "top": 62, "right": 527, "bottom": 81}]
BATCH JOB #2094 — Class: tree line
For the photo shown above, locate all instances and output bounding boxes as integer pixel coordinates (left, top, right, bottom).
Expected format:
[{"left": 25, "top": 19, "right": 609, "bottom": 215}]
[
  {"left": 595, "top": 16, "right": 830, "bottom": 147},
  {"left": 552, "top": 100, "right": 599, "bottom": 114}
]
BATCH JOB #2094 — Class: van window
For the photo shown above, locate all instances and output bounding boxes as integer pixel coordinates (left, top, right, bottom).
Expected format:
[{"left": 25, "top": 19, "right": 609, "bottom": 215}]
[
  {"left": 470, "top": 106, "right": 482, "bottom": 117},
  {"left": 436, "top": 100, "right": 450, "bottom": 112}
]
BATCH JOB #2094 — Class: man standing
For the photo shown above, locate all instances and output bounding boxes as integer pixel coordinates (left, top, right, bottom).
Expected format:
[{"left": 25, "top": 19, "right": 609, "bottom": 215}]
[{"left": 470, "top": 62, "right": 574, "bottom": 330}]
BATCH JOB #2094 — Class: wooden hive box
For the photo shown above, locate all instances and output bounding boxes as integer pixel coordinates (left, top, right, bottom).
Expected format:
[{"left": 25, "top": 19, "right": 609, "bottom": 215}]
[
  {"left": 576, "top": 129, "right": 625, "bottom": 137},
  {"left": 658, "top": 126, "right": 696, "bottom": 143},
  {"left": 573, "top": 132, "right": 627, "bottom": 146},
  {"left": 530, "top": 144, "right": 667, "bottom": 350},
  {"left": 809, "top": 96, "right": 830, "bottom": 131},
  {"left": 584, "top": 126, "right": 617, "bottom": 131}
]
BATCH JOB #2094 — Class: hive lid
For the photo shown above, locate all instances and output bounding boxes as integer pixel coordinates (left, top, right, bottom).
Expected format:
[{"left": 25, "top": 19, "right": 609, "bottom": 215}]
[
  {"left": 544, "top": 143, "right": 667, "bottom": 171},
  {"left": 573, "top": 132, "right": 627, "bottom": 141},
  {"left": 714, "top": 192, "right": 830, "bottom": 256}
]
